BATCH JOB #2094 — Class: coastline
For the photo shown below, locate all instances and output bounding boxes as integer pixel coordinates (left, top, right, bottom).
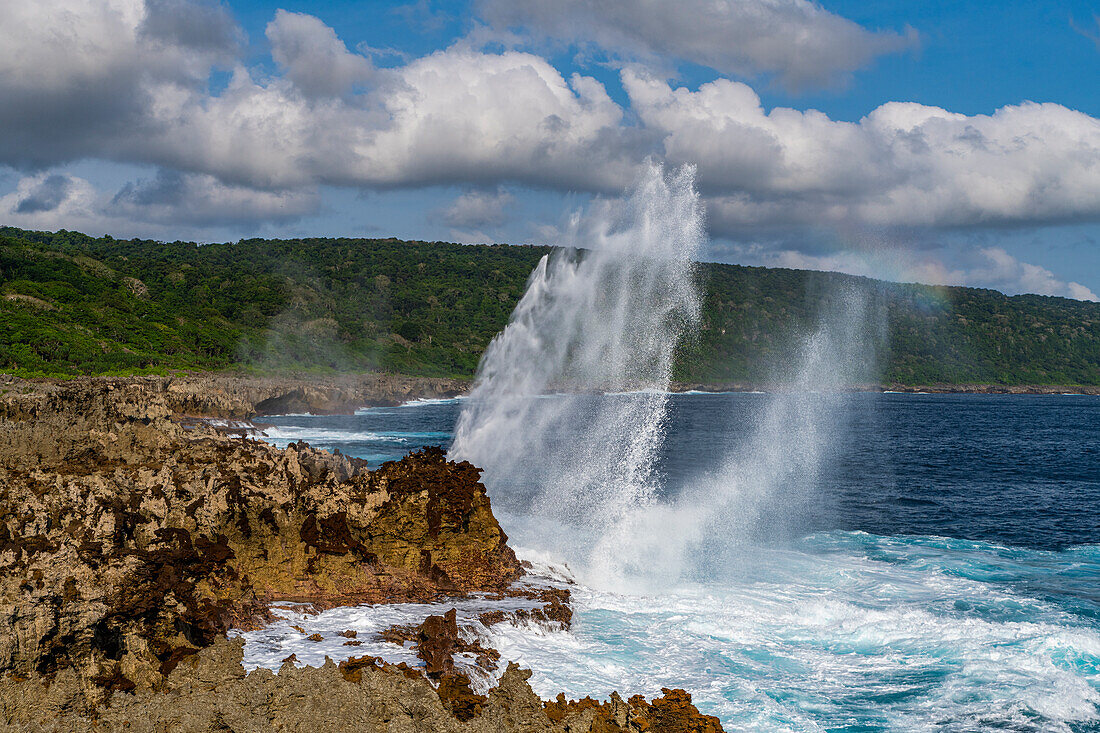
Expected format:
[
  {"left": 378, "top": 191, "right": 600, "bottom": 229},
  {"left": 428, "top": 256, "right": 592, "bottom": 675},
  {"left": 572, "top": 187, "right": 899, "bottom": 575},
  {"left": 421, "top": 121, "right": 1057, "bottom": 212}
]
[
  {"left": 0, "top": 374, "right": 722, "bottom": 732},
  {"left": 3, "top": 372, "right": 1094, "bottom": 426}
]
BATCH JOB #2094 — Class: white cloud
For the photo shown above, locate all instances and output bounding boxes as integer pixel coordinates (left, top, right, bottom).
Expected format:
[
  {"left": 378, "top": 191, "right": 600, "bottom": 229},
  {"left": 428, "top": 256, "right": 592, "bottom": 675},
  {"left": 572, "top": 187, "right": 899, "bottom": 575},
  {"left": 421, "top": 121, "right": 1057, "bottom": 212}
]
[
  {"left": 266, "top": 10, "right": 373, "bottom": 98},
  {"left": 347, "top": 48, "right": 631, "bottom": 190},
  {"left": 0, "top": 169, "right": 317, "bottom": 236},
  {"left": 476, "top": 0, "right": 916, "bottom": 89},
  {"left": 0, "top": 0, "right": 238, "bottom": 167},
  {"left": 0, "top": 173, "right": 104, "bottom": 230},
  {"left": 623, "top": 70, "right": 1100, "bottom": 233},
  {"left": 438, "top": 189, "right": 515, "bottom": 229},
  {"left": 969, "top": 247, "right": 1099, "bottom": 301},
  {"left": 109, "top": 169, "right": 319, "bottom": 226},
  {"left": 31, "top": 34, "right": 633, "bottom": 191},
  {"left": 0, "top": 0, "right": 1099, "bottom": 264}
]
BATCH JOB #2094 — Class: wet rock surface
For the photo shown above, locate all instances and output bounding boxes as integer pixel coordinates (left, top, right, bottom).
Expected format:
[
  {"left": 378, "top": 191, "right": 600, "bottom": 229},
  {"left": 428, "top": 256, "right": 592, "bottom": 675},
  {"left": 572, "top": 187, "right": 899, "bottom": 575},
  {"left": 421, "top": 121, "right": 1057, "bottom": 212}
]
[{"left": 0, "top": 375, "right": 723, "bottom": 732}]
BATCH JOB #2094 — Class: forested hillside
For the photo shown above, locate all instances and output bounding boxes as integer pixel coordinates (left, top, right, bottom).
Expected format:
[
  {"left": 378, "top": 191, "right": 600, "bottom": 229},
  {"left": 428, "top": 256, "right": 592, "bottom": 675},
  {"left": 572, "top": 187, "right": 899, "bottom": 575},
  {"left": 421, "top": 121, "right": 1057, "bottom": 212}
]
[{"left": 2, "top": 227, "right": 1098, "bottom": 385}]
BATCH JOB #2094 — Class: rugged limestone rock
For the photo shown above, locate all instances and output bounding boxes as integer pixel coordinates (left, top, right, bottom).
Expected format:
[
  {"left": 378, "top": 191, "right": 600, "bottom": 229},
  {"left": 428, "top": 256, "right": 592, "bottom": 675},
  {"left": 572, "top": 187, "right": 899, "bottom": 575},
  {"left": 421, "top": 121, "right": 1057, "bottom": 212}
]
[
  {"left": 0, "top": 378, "right": 518, "bottom": 701},
  {"left": 543, "top": 687, "right": 725, "bottom": 733},
  {"left": 0, "top": 376, "right": 724, "bottom": 732},
  {"left": 0, "top": 371, "right": 467, "bottom": 421},
  {"left": 0, "top": 637, "right": 723, "bottom": 732}
]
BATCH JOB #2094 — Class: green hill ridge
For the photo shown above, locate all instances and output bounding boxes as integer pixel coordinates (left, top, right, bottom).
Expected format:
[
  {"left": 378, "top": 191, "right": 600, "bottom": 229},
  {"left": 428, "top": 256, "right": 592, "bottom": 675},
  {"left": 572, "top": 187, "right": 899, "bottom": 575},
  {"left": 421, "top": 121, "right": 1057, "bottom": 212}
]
[{"left": 1, "top": 227, "right": 1098, "bottom": 386}]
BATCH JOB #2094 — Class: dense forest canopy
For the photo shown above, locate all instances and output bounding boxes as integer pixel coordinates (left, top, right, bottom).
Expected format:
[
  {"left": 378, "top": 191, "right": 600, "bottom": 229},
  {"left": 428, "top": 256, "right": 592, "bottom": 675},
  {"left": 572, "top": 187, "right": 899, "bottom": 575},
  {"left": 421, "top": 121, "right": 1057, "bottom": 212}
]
[{"left": 1, "top": 227, "right": 1098, "bottom": 385}]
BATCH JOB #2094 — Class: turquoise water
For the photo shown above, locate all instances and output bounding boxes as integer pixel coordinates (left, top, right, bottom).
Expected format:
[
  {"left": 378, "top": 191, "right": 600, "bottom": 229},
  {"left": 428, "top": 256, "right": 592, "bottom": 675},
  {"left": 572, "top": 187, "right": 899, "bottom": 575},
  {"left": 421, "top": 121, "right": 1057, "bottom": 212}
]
[{"left": 255, "top": 393, "right": 1100, "bottom": 732}]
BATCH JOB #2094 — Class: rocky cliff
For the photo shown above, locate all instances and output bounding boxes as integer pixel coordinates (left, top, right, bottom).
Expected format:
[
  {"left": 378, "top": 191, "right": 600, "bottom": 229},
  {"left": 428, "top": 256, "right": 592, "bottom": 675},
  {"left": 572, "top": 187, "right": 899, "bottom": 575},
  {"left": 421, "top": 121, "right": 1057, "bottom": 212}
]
[{"left": 0, "top": 377, "right": 515, "bottom": 698}]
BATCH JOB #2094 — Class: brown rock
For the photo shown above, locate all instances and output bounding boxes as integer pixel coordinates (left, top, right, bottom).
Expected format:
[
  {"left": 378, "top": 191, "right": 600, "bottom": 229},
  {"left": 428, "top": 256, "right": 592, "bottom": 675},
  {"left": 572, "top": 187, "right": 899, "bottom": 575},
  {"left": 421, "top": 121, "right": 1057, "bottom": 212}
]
[
  {"left": 544, "top": 687, "right": 724, "bottom": 733},
  {"left": 0, "top": 377, "right": 519, "bottom": 699},
  {"left": 415, "top": 608, "right": 459, "bottom": 678},
  {"left": 437, "top": 670, "right": 487, "bottom": 722},
  {"left": 0, "top": 639, "right": 725, "bottom": 732},
  {"left": 0, "top": 375, "right": 723, "bottom": 732}
]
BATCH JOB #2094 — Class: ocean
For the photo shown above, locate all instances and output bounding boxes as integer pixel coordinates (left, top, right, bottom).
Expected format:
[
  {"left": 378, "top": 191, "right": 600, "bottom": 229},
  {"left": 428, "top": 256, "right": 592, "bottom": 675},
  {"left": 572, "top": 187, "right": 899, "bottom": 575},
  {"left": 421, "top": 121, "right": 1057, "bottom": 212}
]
[{"left": 245, "top": 391, "right": 1100, "bottom": 732}]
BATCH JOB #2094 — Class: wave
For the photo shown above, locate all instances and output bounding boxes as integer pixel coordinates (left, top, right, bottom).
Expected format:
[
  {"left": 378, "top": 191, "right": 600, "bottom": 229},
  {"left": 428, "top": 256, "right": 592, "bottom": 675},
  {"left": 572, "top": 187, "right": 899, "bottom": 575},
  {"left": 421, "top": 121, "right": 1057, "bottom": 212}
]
[
  {"left": 257, "top": 427, "right": 450, "bottom": 444},
  {"left": 398, "top": 396, "right": 467, "bottom": 408},
  {"left": 235, "top": 531, "right": 1100, "bottom": 730},
  {"left": 495, "top": 532, "right": 1099, "bottom": 730},
  {"left": 234, "top": 573, "right": 568, "bottom": 693}
]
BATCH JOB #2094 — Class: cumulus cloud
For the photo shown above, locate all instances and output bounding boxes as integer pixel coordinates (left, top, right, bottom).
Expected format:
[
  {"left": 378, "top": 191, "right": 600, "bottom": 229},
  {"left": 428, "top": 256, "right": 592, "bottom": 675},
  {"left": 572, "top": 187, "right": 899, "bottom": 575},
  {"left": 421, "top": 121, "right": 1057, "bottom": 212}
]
[
  {"left": 126, "top": 45, "right": 636, "bottom": 191},
  {"left": 1, "top": 0, "right": 1099, "bottom": 298},
  {"left": 141, "top": 0, "right": 241, "bottom": 55},
  {"left": 622, "top": 70, "right": 1100, "bottom": 233},
  {"left": 266, "top": 9, "right": 373, "bottom": 98},
  {"left": 0, "top": 2, "right": 631, "bottom": 193},
  {"left": 969, "top": 247, "right": 1099, "bottom": 301},
  {"left": 110, "top": 169, "right": 318, "bottom": 226},
  {"left": 0, "top": 169, "right": 317, "bottom": 236},
  {"left": 0, "top": 0, "right": 239, "bottom": 167},
  {"left": 13, "top": 175, "right": 75, "bottom": 215},
  {"left": 3, "top": 1, "right": 1099, "bottom": 237},
  {"left": 437, "top": 189, "right": 515, "bottom": 228},
  {"left": 1, "top": 173, "right": 104, "bottom": 229},
  {"left": 476, "top": 0, "right": 916, "bottom": 89}
]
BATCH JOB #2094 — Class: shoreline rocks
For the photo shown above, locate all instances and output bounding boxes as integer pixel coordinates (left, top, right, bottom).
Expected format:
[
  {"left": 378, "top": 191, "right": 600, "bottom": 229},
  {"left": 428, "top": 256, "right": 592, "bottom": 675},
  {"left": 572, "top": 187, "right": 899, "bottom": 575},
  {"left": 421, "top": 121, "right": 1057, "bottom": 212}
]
[
  {"left": 0, "top": 375, "right": 725, "bottom": 732},
  {"left": 0, "top": 636, "right": 722, "bottom": 732},
  {"left": 0, "top": 378, "right": 517, "bottom": 700}
]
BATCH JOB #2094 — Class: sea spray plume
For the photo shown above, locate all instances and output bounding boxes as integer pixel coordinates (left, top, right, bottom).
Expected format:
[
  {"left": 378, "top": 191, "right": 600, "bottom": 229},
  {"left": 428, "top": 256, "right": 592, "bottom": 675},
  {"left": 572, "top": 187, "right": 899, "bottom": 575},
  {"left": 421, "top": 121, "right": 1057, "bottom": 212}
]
[
  {"left": 449, "top": 162, "right": 704, "bottom": 565},
  {"left": 593, "top": 283, "right": 885, "bottom": 587}
]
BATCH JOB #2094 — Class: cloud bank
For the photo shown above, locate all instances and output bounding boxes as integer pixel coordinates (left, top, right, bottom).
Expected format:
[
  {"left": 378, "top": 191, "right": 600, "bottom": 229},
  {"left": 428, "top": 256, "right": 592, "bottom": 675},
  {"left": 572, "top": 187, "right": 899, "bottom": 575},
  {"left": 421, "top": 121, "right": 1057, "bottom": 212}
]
[
  {"left": 0, "top": 0, "right": 1097, "bottom": 298},
  {"left": 476, "top": 0, "right": 917, "bottom": 89}
]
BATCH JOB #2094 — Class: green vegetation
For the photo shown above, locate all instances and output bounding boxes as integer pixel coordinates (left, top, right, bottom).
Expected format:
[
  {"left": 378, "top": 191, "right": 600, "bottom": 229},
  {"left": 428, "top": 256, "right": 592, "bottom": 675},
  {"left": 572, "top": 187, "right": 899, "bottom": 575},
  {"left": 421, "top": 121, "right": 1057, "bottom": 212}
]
[{"left": 1, "top": 226, "right": 1098, "bottom": 385}]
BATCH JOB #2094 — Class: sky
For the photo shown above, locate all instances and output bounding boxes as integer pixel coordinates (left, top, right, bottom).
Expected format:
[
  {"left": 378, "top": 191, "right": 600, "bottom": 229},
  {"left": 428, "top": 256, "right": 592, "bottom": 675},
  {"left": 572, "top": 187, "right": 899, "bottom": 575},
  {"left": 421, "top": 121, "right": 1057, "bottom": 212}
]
[{"left": 2, "top": 0, "right": 1100, "bottom": 300}]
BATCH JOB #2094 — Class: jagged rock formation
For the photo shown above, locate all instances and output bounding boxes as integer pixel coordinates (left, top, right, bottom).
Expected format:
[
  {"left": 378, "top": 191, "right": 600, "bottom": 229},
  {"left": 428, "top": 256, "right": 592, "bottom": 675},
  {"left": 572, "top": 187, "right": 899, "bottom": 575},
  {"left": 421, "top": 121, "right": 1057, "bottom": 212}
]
[
  {"left": 0, "top": 377, "right": 517, "bottom": 702},
  {"left": 0, "top": 636, "right": 722, "bottom": 732},
  {"left": 0, "top": 376, "right": 723, "bottom": 732}
]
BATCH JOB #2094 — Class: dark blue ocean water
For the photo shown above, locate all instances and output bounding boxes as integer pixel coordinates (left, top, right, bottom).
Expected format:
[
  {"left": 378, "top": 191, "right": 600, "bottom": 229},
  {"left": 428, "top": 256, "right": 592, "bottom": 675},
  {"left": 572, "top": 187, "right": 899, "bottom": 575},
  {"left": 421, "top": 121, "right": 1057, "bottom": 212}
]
[
  {"left": 261, "top": 393, "right": 1098, "bottom": 551},
  {"left": 256, "top": 393, "right": 1100, "bottom": 731}
]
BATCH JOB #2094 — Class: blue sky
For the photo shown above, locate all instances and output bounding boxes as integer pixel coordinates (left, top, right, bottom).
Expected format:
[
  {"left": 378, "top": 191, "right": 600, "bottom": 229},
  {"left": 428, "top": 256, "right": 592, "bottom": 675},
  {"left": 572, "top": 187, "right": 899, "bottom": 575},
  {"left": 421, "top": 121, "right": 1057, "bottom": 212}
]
[{"left": 2, "top": 0, "right": 1099, "bottom": 299}]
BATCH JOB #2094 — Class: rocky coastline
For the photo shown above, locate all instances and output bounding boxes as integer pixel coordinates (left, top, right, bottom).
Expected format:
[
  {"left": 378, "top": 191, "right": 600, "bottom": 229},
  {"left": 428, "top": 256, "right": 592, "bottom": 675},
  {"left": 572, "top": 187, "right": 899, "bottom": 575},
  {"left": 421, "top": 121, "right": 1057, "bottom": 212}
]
[{"left": 0, "top": 375, "right": 723, "bottom": 732}]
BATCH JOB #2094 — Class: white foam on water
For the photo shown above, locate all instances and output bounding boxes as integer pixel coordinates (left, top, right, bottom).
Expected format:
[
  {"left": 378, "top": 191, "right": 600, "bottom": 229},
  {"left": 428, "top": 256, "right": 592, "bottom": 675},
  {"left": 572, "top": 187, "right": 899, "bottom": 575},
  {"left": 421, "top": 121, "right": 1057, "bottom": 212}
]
[
  {"left": 482, "top": 538, "right": 1100, "bottom": 732},
  {"left": 361, "top": 396, "right": 467, "bottom": 413},
  {"left": 234, "top": 536, "right": 1099, "bottom": 730},
  {"left": 233, "top": 570, "right": 572, "bottom": 693},
  {"left": 258, "top": 426, "right": 410, "bottom": 444}
]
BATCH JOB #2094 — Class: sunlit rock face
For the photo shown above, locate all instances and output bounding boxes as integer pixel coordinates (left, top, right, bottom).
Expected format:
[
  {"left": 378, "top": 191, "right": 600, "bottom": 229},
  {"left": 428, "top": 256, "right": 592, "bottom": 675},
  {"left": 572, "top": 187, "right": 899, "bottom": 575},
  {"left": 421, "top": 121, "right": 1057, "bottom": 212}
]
[{"left": 0, "top": 377, "right": 519, "bottom": 700}]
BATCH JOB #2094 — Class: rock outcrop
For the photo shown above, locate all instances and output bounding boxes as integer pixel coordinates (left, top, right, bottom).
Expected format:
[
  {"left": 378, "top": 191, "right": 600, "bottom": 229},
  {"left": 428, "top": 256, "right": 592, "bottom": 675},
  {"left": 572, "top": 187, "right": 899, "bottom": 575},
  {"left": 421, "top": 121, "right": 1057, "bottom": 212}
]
[
  {"left": 0, "top": 375, "right": 724, "bottom": 732},
  {"left": 0, "top": 377, "right": 517, "bottom": 702},
  {"left": 0, "top": 637, "right": 722, "bottom": 732}
]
